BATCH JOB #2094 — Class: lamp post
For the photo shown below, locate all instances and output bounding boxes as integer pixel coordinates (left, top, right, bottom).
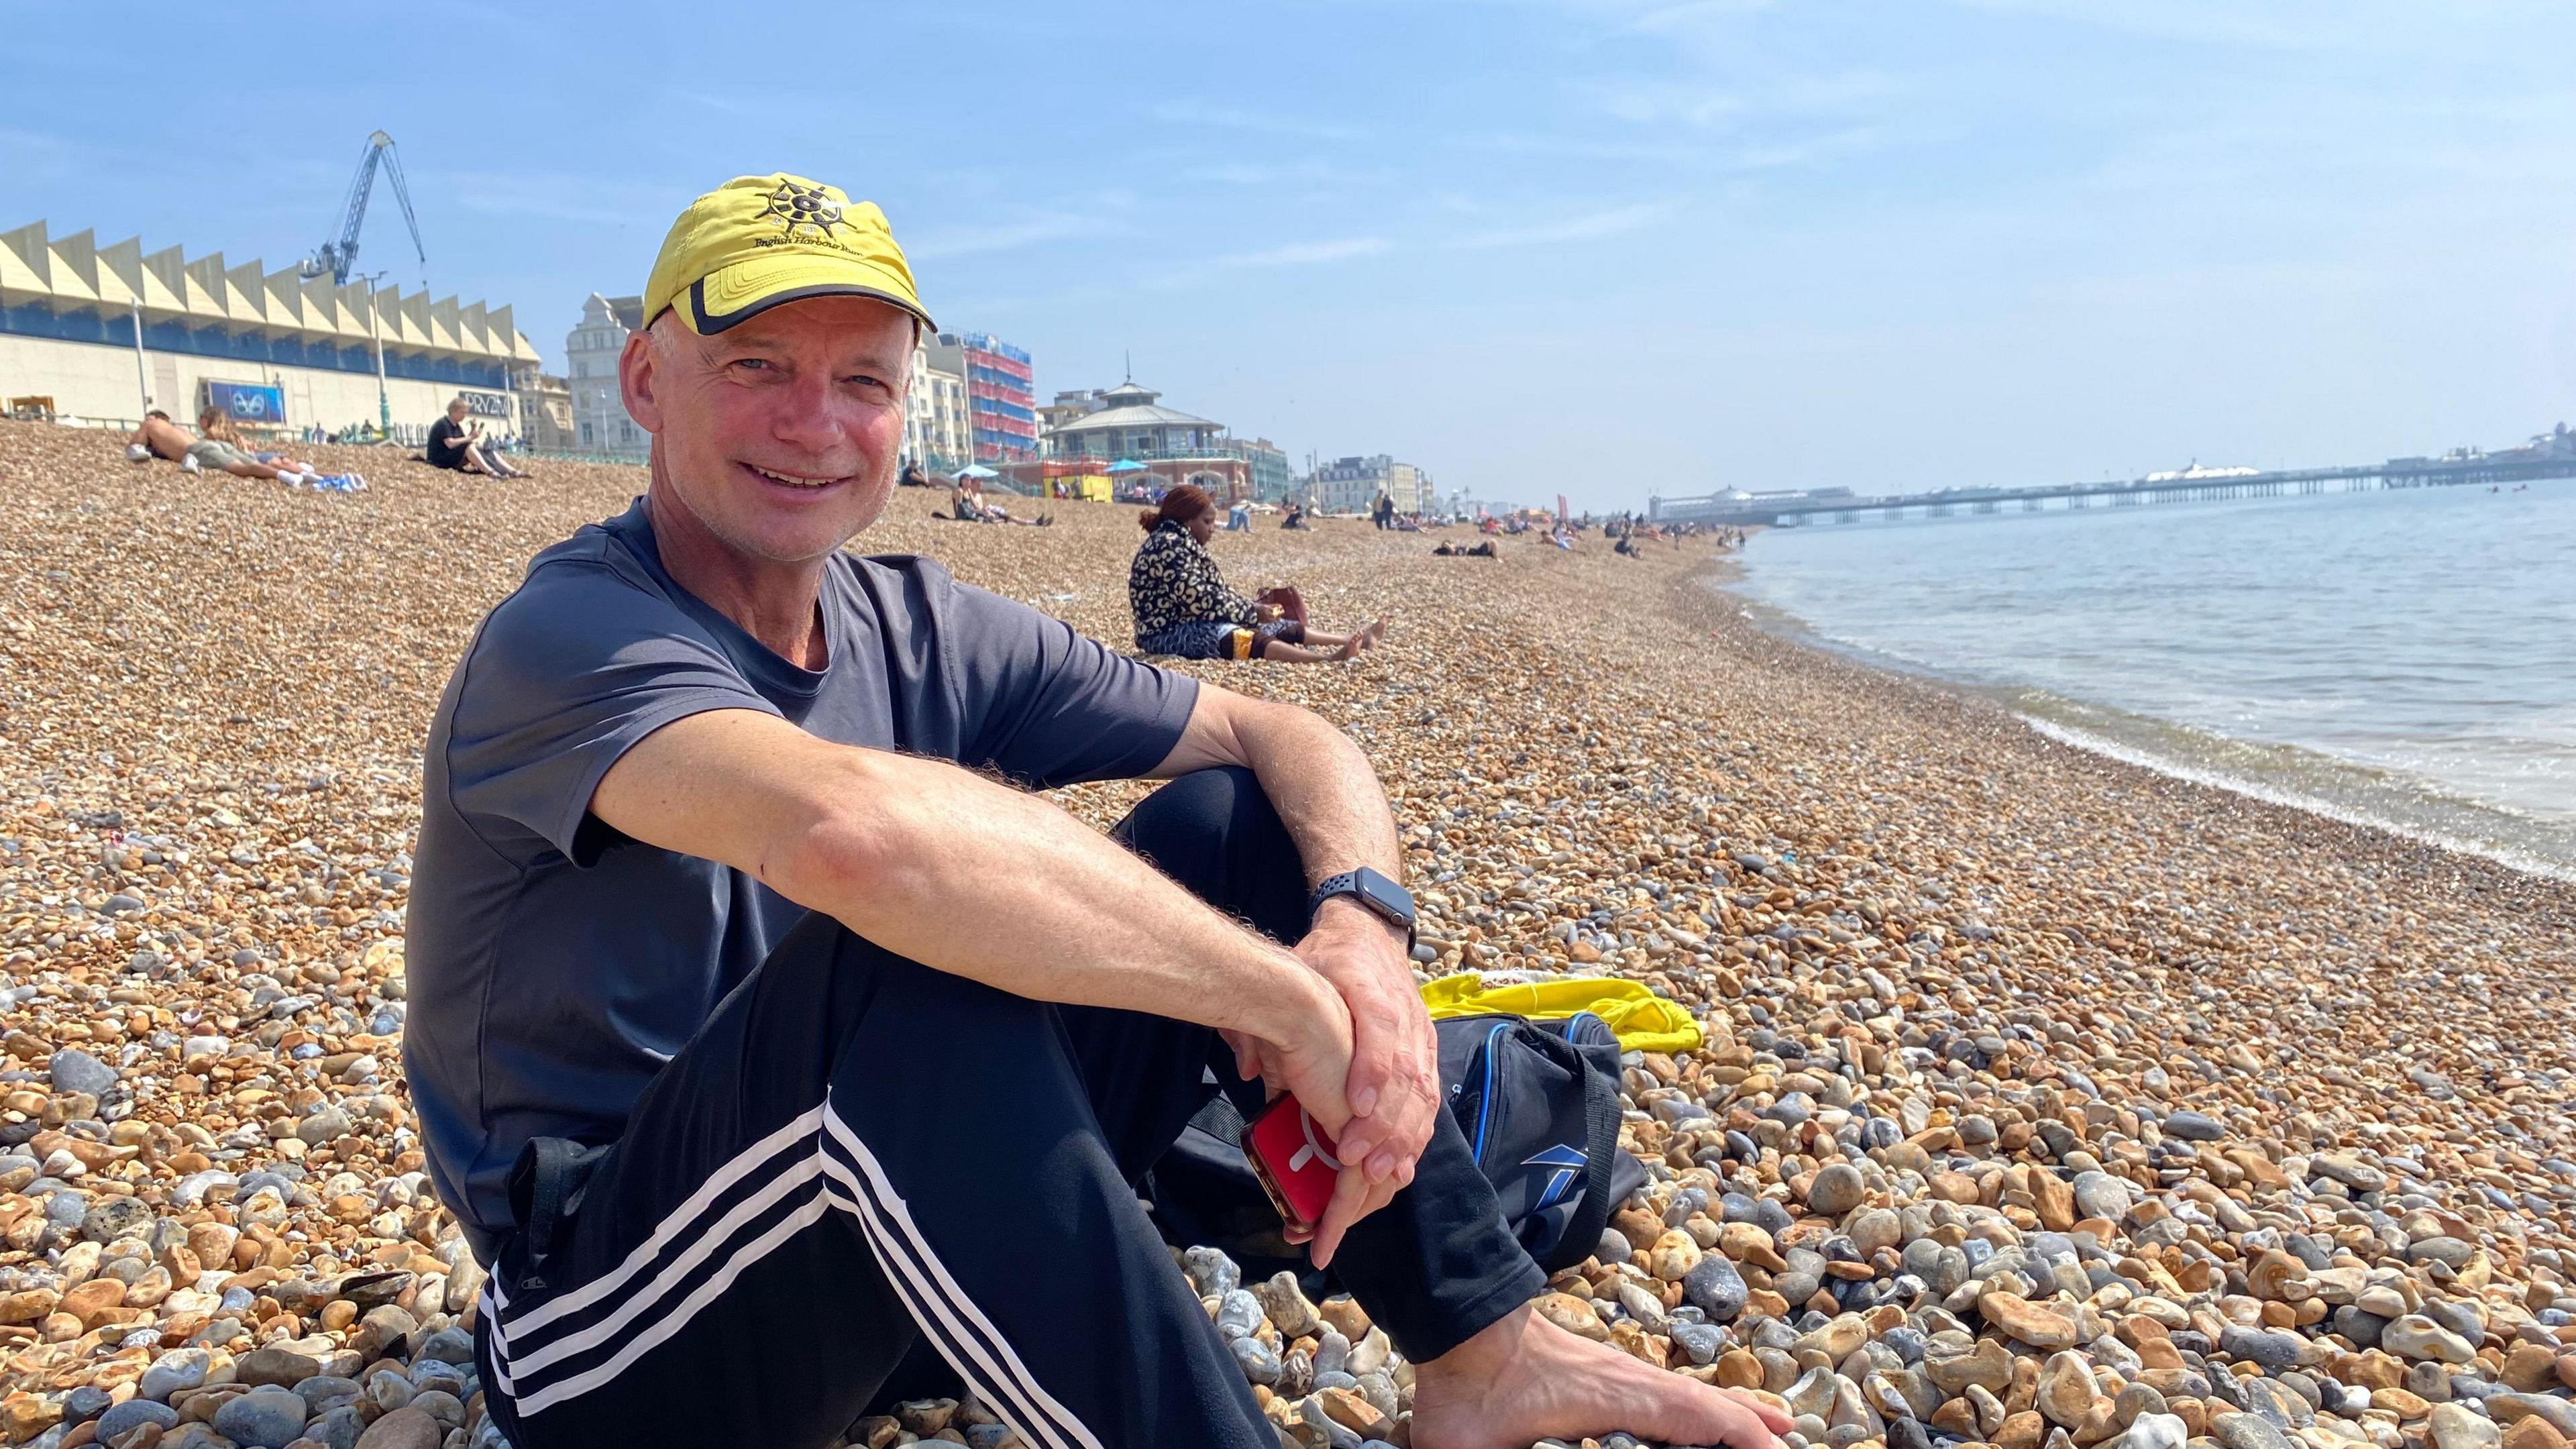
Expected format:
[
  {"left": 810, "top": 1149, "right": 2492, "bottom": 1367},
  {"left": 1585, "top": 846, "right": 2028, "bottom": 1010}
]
[
  {"left": 129, "top": 299, "right": 151, "bottom": 417},
  {"left": 363, "top": 271, "right": 391, "bottom": 440}
]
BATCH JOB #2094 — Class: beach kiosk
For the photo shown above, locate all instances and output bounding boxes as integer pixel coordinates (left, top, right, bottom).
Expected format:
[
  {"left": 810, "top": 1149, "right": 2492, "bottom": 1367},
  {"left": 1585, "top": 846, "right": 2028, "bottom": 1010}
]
[{"left": 1033, "top": 458, "right": 1112, "bottom": 503}]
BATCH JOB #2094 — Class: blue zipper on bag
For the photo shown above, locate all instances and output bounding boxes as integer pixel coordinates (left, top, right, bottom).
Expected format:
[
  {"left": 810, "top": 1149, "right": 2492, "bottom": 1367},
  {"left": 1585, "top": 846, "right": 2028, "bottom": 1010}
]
[{"left": 1469, "top": 1020, "right": 1511, "bottom": 1168}]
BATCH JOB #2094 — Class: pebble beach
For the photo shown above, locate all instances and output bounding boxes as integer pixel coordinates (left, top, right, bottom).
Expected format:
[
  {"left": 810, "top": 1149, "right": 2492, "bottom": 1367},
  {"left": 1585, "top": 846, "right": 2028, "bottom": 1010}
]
[{"left": 2, "top": 419, "right": 2573, "bottom": 1449}]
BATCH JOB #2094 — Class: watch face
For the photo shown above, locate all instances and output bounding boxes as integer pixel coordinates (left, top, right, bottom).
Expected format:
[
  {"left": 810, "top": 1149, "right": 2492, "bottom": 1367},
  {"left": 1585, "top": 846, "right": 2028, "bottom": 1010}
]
[{"left": 1355, "top": 868, "right": 1415, "bottom": 926}]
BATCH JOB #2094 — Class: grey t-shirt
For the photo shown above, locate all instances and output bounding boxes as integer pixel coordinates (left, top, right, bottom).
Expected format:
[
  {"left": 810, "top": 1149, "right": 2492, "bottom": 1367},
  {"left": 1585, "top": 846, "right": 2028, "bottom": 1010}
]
[{"left": 404, "top": 498, "right": 1197, "bottom": 1259}]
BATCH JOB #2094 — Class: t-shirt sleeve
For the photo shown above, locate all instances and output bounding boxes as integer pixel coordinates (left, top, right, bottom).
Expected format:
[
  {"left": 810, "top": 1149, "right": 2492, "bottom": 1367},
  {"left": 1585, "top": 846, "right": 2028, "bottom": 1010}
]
[
  {"left": 943, "top": 578, "right": 1199, "bottom": 787},
  {"left": 442, "top": 559, "right": 780, "bottom": 865}
]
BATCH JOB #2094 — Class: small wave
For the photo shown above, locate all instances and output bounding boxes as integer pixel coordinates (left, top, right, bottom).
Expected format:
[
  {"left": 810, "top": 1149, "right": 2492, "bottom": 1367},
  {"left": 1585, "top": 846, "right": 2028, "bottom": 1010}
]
[
  {"left": 2015, "top": 713, "right": 2576, "bottom": 883},
  {"left": 1705, "top": 573, "right": 2576, "bottom": 883}
]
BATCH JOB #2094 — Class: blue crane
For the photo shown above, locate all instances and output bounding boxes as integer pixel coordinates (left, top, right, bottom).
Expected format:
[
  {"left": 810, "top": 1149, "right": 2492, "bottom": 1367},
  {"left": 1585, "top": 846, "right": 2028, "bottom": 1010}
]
[{"left": 299, "top": 130, "right": 425, "bottom": 287}]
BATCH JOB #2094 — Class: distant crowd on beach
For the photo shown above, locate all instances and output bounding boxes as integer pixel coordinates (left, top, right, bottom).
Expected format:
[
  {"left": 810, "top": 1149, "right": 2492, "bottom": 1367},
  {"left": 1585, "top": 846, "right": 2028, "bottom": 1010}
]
[{"left": 1099, "top": 474, "right": 1746, "bottom": 666}]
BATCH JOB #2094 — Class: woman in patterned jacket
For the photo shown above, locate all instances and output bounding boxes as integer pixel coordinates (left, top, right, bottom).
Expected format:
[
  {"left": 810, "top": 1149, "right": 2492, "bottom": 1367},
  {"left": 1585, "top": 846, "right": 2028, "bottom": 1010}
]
[{"left": 1128, "top": 485, "right": 1385, "bottom": 661}]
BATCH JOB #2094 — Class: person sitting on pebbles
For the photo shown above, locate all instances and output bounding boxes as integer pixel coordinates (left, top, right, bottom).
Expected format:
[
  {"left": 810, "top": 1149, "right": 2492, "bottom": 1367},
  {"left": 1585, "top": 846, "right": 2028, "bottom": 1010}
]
[
  {"left": 952, "top": 473, "right": 1050, "bottom": 526},
  {"left": 426, "top": 397, "right": 532, "bottom": 479},
  {"left": 405, "top": 171, "right": 1788, "bottom": 1449},
  {"left": 1130, "top": 484, "right": 1383, "bottom": 663}
]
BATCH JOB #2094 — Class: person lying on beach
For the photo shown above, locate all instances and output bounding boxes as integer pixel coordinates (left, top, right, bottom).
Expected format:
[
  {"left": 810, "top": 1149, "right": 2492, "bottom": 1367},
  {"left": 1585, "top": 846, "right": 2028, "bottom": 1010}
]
[
  {"left": 126, "top": 411, "right": 343, "bottom": 488},
  {"left": 196, "top": 405, "right": 323, "bottom": 477},
  {"left": 426, "top": 398, "right": 531, "bottom": 479},
  {"left": 1434, "top": 539, "right": 1497, "bottom": 557},
  {"left": 1131, "top": 484, "right": 1384, "bottom": 662},
  {"left": 405, "top": 171, "right": 1787, "bottom": 1449}
]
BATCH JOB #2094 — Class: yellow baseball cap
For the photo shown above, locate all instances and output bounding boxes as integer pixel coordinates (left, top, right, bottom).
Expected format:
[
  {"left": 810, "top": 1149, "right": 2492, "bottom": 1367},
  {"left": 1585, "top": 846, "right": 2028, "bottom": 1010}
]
[{"left": 643, "top": 173, "right": 933, "bottom": 335}]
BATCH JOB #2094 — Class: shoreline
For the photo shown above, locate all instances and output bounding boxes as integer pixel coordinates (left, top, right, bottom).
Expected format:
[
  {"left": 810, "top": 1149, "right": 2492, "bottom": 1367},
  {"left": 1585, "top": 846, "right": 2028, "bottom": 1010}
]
[
  {"left": 1660, "top": 544, "right": 2573, "bottom": 919},
  {"left": 1695, "top": 551, "right": 2576, "bottom": 886}
]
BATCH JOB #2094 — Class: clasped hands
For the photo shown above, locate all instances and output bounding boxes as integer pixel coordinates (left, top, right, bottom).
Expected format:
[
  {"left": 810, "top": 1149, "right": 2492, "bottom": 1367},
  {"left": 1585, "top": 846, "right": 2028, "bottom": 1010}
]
[{"left": 1218, "top": 898, "right": 1438, "bottom": 1268}]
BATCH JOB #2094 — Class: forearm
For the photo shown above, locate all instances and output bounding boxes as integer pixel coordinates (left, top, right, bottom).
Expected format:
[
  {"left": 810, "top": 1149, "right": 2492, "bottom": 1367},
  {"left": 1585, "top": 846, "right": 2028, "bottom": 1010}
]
[
  {"left": 770, "top": 749, "right": 1334, "bottom": 1042},
  {"left": 1232, "top": 702, "right": 1403, "bottom": 898}
]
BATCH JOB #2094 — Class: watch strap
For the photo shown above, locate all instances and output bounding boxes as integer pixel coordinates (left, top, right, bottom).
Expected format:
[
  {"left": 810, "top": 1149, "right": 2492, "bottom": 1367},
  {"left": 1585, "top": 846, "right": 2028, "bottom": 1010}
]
[
  {"left": 1309, "top": 871, "right": 1362, "bottom": 913},
  {"left": 1308, "top": 869, "right": 1415, "bottom": 948}
]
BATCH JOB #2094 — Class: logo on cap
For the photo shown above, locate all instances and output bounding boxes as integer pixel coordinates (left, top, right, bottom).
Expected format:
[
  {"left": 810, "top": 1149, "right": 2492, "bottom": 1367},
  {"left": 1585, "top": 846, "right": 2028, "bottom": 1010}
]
[{"left": 763, "top": 179, "right": 843, "bottom": 239}]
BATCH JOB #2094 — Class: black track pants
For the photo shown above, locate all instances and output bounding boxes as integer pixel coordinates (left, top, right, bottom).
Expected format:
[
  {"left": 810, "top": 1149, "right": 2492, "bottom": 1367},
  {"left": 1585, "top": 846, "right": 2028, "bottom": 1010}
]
[{"left": 474, "top": 767, "right": 1545, "bottom": 1449}]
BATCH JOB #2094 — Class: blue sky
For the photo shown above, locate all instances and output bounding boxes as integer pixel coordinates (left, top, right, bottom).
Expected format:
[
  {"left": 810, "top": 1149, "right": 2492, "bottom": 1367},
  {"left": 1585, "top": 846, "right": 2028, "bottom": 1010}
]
[{"left": 7, "top": 1, "right": 2574, "bottom": 510}]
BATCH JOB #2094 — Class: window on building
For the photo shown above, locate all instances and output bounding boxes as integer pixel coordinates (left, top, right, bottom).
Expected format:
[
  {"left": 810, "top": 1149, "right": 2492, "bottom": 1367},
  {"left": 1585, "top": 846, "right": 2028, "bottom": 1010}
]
[{"left": 580, "top": 422, "right": 594, "bottom": 445}]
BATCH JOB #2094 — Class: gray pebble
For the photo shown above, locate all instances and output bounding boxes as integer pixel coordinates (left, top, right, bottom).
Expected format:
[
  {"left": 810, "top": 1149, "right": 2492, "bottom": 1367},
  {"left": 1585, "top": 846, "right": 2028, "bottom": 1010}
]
[
  {"left": 1232, "top": 1336, "right": 1283, "bottom": 1386},
  {"left": 140, "top": 1346, "right": 209, "bottom": 1401},
  {"left": 48, "top": 1049, "right": 117, "bottom": 1097},
  {"left": 1684, "top": 1254, "right": 1749, "bottom": 1321},
  {"left": 210, "top": 1386, "right": 309, "bottom": 1448},
  {"left": 1809, "top": 1163, "right": 1866, "bottom": 1216},
  {"left": 95, "top": 1400, "right": 181, "bottom": 1442},
  {"left": 303, "top": 1404, "right": 368, "bottom": 1449}
]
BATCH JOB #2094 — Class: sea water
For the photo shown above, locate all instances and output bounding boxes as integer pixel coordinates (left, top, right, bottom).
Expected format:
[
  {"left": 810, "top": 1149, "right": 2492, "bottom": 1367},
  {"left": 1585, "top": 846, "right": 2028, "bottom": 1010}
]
[{"left": 1721, "top": 479, "right": 2576, "bottom": 879}]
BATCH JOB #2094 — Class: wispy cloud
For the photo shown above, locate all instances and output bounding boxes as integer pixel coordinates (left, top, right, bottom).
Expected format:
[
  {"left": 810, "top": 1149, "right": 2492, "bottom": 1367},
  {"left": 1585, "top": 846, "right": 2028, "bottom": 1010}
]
[
  {"left": 1621, "top": 0, "right": 1776, "bottom": 32},
  {"left": 908, "top": 213, "right": 1127, "bottom": 261},
  {"left": 1724, "top": 125, "right": 1890, "bottom": 170},
  {"left": 1452, "top": 201, "right": 1674, "bottom": 249},
  {"left": 1183, "top": 159, "right": 1400, "bottom": 189},
  {"left": 0, "top": 127, "right": 89, "bottom": 184},
  {"left": 1138, "top": 235, "right": 1393, "bottom": 294},
  {"left": 1450, "top": 131, "right": 1707, "bottom": 164},
  {"left": 1569, "top": 68, "right": 1892, "bottom": 129},
  {"left": 433, "top": 172, "right": 667, "bottom": 228},
  {"left": 672, "top": 89, "right": 763, "bottom": 118},
  {"left": 1152, "top": 101, "right": 1368, "bottom": 144},
  {"left": 1211, "top": 237, "right": 1391, "bottom": 269},
  {"left": 1935, "top": 0, "right": 2544, "bottom": 53},
  {"left": 1579, "top": 80, "right": 1746, "bottom": 129}
]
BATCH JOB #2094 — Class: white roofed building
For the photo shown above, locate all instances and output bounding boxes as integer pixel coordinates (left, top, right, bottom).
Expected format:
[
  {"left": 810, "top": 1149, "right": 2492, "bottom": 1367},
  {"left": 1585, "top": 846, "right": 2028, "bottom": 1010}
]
[{"left": 0, "top": 219, "right": 538, "bottom": 441}]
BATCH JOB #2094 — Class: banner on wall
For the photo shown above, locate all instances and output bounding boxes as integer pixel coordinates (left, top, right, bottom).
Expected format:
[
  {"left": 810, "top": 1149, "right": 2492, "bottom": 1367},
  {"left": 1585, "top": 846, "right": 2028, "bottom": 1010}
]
[{"left": 205, "top": 381, "right": 287, "bottom": 426}]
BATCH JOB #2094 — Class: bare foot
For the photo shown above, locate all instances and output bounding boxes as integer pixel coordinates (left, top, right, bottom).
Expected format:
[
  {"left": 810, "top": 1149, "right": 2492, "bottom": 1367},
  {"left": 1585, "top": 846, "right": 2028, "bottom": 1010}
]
[
  {"left": 1362, "top": 616, "right": 1391, "bottom": 648},
  {"left": 1410, "top": 1305, "right": 1790, "bottom": 1449},
  {"left": 1334, "top": 634, "right": 1363, "bottom": 661}
]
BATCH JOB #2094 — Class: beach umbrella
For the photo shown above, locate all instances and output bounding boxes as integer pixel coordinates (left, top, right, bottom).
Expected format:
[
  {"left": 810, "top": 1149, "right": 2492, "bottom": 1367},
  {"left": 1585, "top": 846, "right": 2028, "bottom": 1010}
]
[
  {"left": 957, "top": 465, "right": 1000, "bottom": 478},
  {"left": 1106, "top": 459, "right": 1147, "bottom": 473}
]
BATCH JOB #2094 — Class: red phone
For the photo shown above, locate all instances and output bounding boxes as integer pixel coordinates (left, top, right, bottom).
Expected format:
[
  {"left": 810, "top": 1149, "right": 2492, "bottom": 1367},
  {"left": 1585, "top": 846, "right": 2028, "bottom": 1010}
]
[{"left": 1241, "top": 1094, "right": 1342, "bottom": 1236}]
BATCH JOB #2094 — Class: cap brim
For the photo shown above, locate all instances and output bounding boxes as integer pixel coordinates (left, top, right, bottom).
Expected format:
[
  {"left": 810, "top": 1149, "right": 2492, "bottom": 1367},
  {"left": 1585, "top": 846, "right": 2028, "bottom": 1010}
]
[{"left": 674, "top": 250, "right": 933, "bottom": 335}]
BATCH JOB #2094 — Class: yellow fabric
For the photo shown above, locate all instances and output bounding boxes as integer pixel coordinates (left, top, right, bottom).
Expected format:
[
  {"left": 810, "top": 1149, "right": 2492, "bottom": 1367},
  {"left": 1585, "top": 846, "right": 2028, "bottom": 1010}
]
[
  {"left": 645, "top": 173, "right": 932, "bottom": 335},
  {"left": 1228, "top": 627, "right": 1256, "bottom": 660},
  {"left": 1417, "top": 973, "right": 1704, "bottom": 1055}
]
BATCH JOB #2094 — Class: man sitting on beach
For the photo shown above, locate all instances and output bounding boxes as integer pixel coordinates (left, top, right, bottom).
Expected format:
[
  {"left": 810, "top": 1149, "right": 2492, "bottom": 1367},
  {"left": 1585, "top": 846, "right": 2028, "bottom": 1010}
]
[
  {"left": 426, "top": 397, "right": 531, "bottom": 479},
  {"left": 405, "top": 172, "right": 1789, "bottom": 1449}
]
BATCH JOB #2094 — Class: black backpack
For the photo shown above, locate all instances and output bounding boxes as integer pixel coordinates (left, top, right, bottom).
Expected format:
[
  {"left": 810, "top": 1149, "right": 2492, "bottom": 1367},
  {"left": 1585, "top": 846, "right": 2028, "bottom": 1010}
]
[{"left": 1144, "top": 1012, "right": 1644, "bottom": 1282}]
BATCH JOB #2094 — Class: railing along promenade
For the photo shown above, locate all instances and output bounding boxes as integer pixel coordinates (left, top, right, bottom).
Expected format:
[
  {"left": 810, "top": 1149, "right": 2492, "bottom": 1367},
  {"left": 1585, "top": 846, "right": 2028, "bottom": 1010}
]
[{"left": 1650, "top": 452, "right": 2576, "bottom": 527}]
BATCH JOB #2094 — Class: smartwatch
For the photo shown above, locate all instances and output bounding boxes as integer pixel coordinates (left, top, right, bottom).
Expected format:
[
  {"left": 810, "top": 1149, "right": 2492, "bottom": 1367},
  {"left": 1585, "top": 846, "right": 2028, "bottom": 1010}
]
[{"left": 1309, "top": 867, "right": 1416, "bottom": 947}]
